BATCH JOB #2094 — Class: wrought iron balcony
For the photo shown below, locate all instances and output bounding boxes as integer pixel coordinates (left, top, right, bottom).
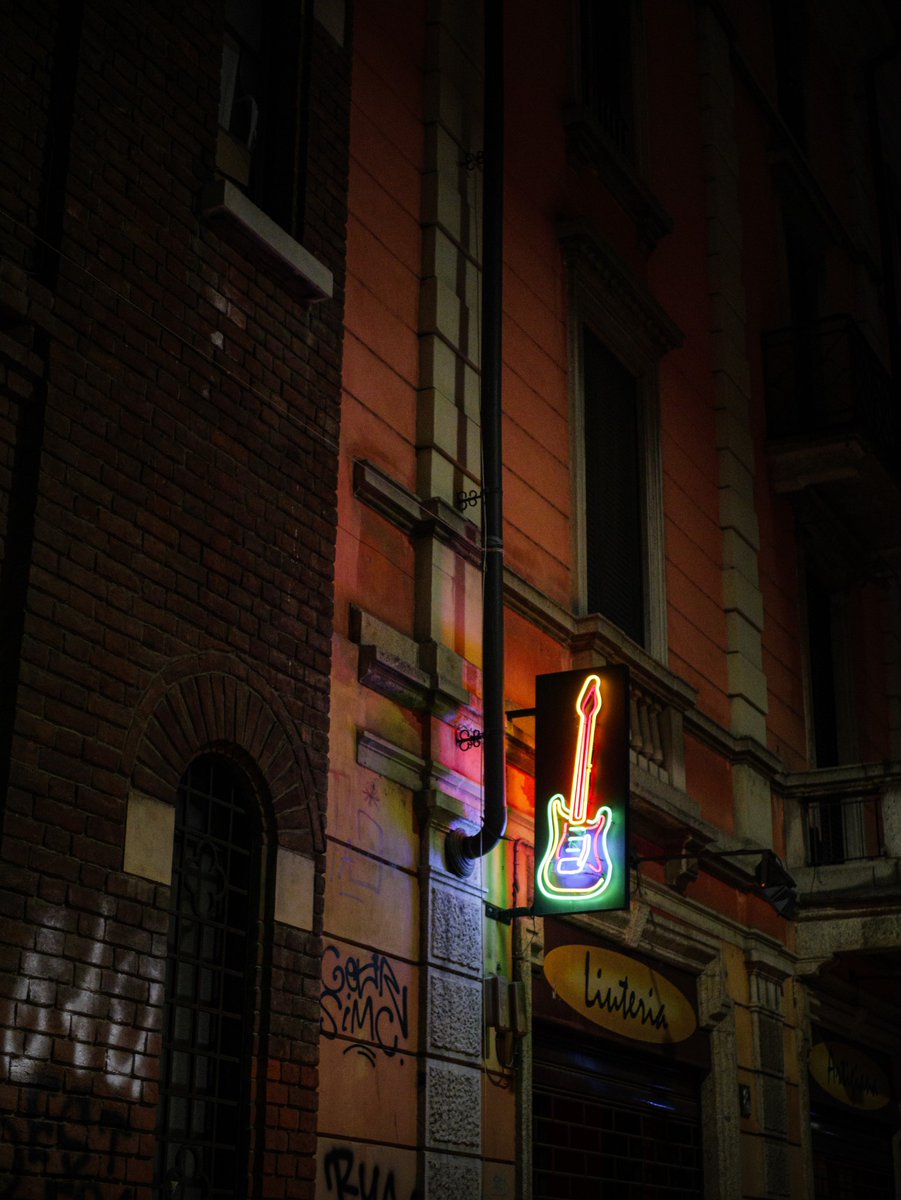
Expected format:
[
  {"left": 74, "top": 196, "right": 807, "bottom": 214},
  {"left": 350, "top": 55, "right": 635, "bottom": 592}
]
[
  {"left": 803, "top": 792, "right": 884, "bottom": 866},
  {"left": 763, "top": 315, "right": 901, "bottom": 576},
  {"left": 784, "top": 764, "right": 901, "bottom": 909}
]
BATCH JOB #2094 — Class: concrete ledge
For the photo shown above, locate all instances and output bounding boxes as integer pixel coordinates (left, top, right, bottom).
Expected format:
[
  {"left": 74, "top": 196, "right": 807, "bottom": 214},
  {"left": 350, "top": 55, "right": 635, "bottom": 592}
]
[
  {"left": 350, "top": 604, "right": 471, "bottom": 711},
  {"left": 352, "top": 458, "right": 482, "bottom": 567},
  {"left": 201, "top": 178, "right": 333, "bottom": 302}
]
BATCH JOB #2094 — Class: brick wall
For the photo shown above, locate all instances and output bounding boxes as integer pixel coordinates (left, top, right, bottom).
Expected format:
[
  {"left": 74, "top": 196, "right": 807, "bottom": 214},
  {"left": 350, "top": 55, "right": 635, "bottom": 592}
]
[{"left": 0, "top": 2, "right": 351, "bottom": 1197}]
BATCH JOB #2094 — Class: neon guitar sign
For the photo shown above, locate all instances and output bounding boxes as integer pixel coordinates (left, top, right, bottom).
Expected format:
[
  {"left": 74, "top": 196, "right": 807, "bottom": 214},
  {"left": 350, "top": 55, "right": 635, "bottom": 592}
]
[
  {"left": 533, "top": 667, "right": 629, "bottom": 915},
  {"left": 536, "top": 675, "right": 612, "bottom": 901}
]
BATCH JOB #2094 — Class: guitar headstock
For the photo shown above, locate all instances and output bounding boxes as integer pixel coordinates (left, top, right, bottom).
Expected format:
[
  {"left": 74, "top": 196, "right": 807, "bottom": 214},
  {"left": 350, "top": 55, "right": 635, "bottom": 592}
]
[{"left": 576, "top": 674, "right": 602, "bottom": 720}]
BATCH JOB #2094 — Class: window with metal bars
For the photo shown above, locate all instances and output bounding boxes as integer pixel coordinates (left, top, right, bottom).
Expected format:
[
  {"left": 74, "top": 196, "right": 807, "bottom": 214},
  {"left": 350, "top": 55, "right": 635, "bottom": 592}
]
[
  {"left": 157, "top": 754, "right": 264, "bottom": 1200},
  {"left": 583, "top": 326, "right": 646, "bottom": 647}
]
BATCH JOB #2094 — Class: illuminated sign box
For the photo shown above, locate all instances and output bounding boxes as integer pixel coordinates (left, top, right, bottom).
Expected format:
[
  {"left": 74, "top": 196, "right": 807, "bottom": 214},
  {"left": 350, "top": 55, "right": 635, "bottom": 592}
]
[{"left": 533, "top": 666, "right": 630, "bottom": 916}]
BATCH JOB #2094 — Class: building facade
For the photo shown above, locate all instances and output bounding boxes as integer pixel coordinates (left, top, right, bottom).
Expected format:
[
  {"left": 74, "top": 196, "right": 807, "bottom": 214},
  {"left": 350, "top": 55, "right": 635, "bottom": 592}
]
[
  {"left": 1, "top": 2, "right": 901, "bottom": 1200},
  {"left": 323, "top": 1, "right": 901, "bottom": 1198}
]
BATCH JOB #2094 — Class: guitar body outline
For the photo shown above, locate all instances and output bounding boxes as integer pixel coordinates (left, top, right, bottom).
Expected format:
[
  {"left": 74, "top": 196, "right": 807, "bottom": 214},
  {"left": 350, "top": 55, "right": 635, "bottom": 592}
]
[{"left": 537, "top": 793, "right": 613, "bottom": 900}]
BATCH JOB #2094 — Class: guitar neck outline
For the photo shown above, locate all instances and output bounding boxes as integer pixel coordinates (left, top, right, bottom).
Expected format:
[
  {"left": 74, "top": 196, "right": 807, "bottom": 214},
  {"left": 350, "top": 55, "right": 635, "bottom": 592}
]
[{"left": 568, "top": 673, "right": 602, "bottom": 823}]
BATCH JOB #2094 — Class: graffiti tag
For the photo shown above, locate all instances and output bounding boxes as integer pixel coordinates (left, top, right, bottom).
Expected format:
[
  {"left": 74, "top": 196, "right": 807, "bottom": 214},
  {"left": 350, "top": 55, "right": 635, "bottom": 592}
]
[
  {"left": 321, "top": 945, "right": 409, "bottom": 1062},
  {"left": 323, "top": 1146, "right": 417, "bottom": 1200}
]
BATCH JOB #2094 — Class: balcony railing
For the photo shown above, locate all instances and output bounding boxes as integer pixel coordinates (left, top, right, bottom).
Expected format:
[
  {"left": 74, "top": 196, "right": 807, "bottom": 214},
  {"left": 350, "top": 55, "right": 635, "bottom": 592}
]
[
  {"left": 762, "top": 314, "right": 899, "bottom": 486},
  {"left": 629, "top": 680, "right": 668, "bottom": 781},
  {"left": 803, "top": 792, "right": 884, "bottom": 866},
  {"left": 567, "top": 615, "right": 698, "bottom": 798}
]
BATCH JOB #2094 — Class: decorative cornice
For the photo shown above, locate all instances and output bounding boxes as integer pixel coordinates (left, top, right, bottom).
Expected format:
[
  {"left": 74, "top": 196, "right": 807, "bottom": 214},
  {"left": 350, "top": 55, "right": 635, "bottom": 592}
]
[
  {"left": 350, "top": 605, "right": 471, "bottom": 714},
  {"left": 794, "top": 861, "right": 901, "bottom": 909},
  {"left": 684, "top": 707, "right": 782, "bottom": 778},
  {"left": 355, "top": 728, "right": 483, "bottom": 814},
  {"left": 556, "top": 217, "right": 684, "bottom": 356},
  {"left": 775, "top": 759, "right": 901, "bottom": 797},
  {"left": 682, "top": 701, "right": 901, "bottom": 795},
  {"left": 356, "top": 729, "right": 426, "bottom": 793},
  {"left": 349, "top": 466, "right": 899, "bottom": 823},
  {"left": 353, "top": 458, "right": 482, "bottom": 567},
  {"left": 501, "top": 565, "right": 574, "bottom": 643}
]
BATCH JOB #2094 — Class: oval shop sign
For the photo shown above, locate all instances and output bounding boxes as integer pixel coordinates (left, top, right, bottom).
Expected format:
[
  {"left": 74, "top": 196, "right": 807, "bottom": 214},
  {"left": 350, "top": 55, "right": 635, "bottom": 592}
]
[
  {"left": 544, "top": 945, "right": 697, "bottom": 1044},
  {"left": 809, "top": 1042, "right": 890, "bottom": 1110}
]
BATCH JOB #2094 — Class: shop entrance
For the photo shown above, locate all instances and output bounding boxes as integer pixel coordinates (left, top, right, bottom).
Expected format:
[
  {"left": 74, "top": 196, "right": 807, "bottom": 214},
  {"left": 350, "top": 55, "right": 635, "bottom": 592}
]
[
  {"left": 533, "top": 1023, "right": 703, "bottom": 1200},
  {"left": 811, "top": 1108, "right": 896, "bottom": 1199}
]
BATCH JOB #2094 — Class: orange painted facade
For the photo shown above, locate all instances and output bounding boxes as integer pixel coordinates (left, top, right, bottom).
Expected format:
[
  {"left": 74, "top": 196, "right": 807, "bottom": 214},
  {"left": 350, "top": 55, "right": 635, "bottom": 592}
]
[{"left": 322, "top": 2, "right": 901, "bottom": 1198}]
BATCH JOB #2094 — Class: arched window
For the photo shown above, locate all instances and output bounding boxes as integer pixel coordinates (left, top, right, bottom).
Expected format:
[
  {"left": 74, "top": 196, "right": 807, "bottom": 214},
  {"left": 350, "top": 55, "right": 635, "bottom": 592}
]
[{"left": 157, "top": 754, "right": 266, "bottom": 1199}]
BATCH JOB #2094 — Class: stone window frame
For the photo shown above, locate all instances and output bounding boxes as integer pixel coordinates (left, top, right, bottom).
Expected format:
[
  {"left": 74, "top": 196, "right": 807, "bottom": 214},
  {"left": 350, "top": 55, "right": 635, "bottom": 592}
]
[
  {"left": 561, "top": 220, "right": 682, "bottom": 664},
  {"left": 202, "top": 0, "right": 337, "bottom": 303}
]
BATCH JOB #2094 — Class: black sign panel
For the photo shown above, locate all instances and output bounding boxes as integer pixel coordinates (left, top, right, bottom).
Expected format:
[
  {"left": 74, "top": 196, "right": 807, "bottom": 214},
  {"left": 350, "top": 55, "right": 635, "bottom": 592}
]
[{"left": 533, "top": 667, "right": 630, "bottom": 916}]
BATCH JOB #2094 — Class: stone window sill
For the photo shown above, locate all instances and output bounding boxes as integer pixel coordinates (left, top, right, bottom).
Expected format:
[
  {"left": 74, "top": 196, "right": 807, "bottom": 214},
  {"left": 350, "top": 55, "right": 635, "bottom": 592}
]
[{"left": 201, "top": 177, "right": 333, "bottom": 303}]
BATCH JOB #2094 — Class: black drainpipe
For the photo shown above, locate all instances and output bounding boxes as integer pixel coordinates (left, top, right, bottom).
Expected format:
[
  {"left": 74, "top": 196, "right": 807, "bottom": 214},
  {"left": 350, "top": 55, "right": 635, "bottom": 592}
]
[{"left": 446, "top": 0, "right": 506, "bottom": 877}]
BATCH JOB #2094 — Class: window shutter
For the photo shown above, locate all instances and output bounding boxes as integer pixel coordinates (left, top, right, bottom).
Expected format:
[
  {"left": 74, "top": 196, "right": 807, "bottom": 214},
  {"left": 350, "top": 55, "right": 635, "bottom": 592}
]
[{"left": 583, "top": 327, "right": 645, "bottom": 645}]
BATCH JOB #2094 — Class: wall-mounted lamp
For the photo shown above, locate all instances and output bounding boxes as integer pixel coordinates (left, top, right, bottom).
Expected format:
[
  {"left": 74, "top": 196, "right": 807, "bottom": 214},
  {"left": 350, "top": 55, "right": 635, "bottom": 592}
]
[
  {"left": 753, "top": 851, "right": 798, "bottom": 919},
  {"left": 633, "top": 847, "right": 799, "bottom": 920}
]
